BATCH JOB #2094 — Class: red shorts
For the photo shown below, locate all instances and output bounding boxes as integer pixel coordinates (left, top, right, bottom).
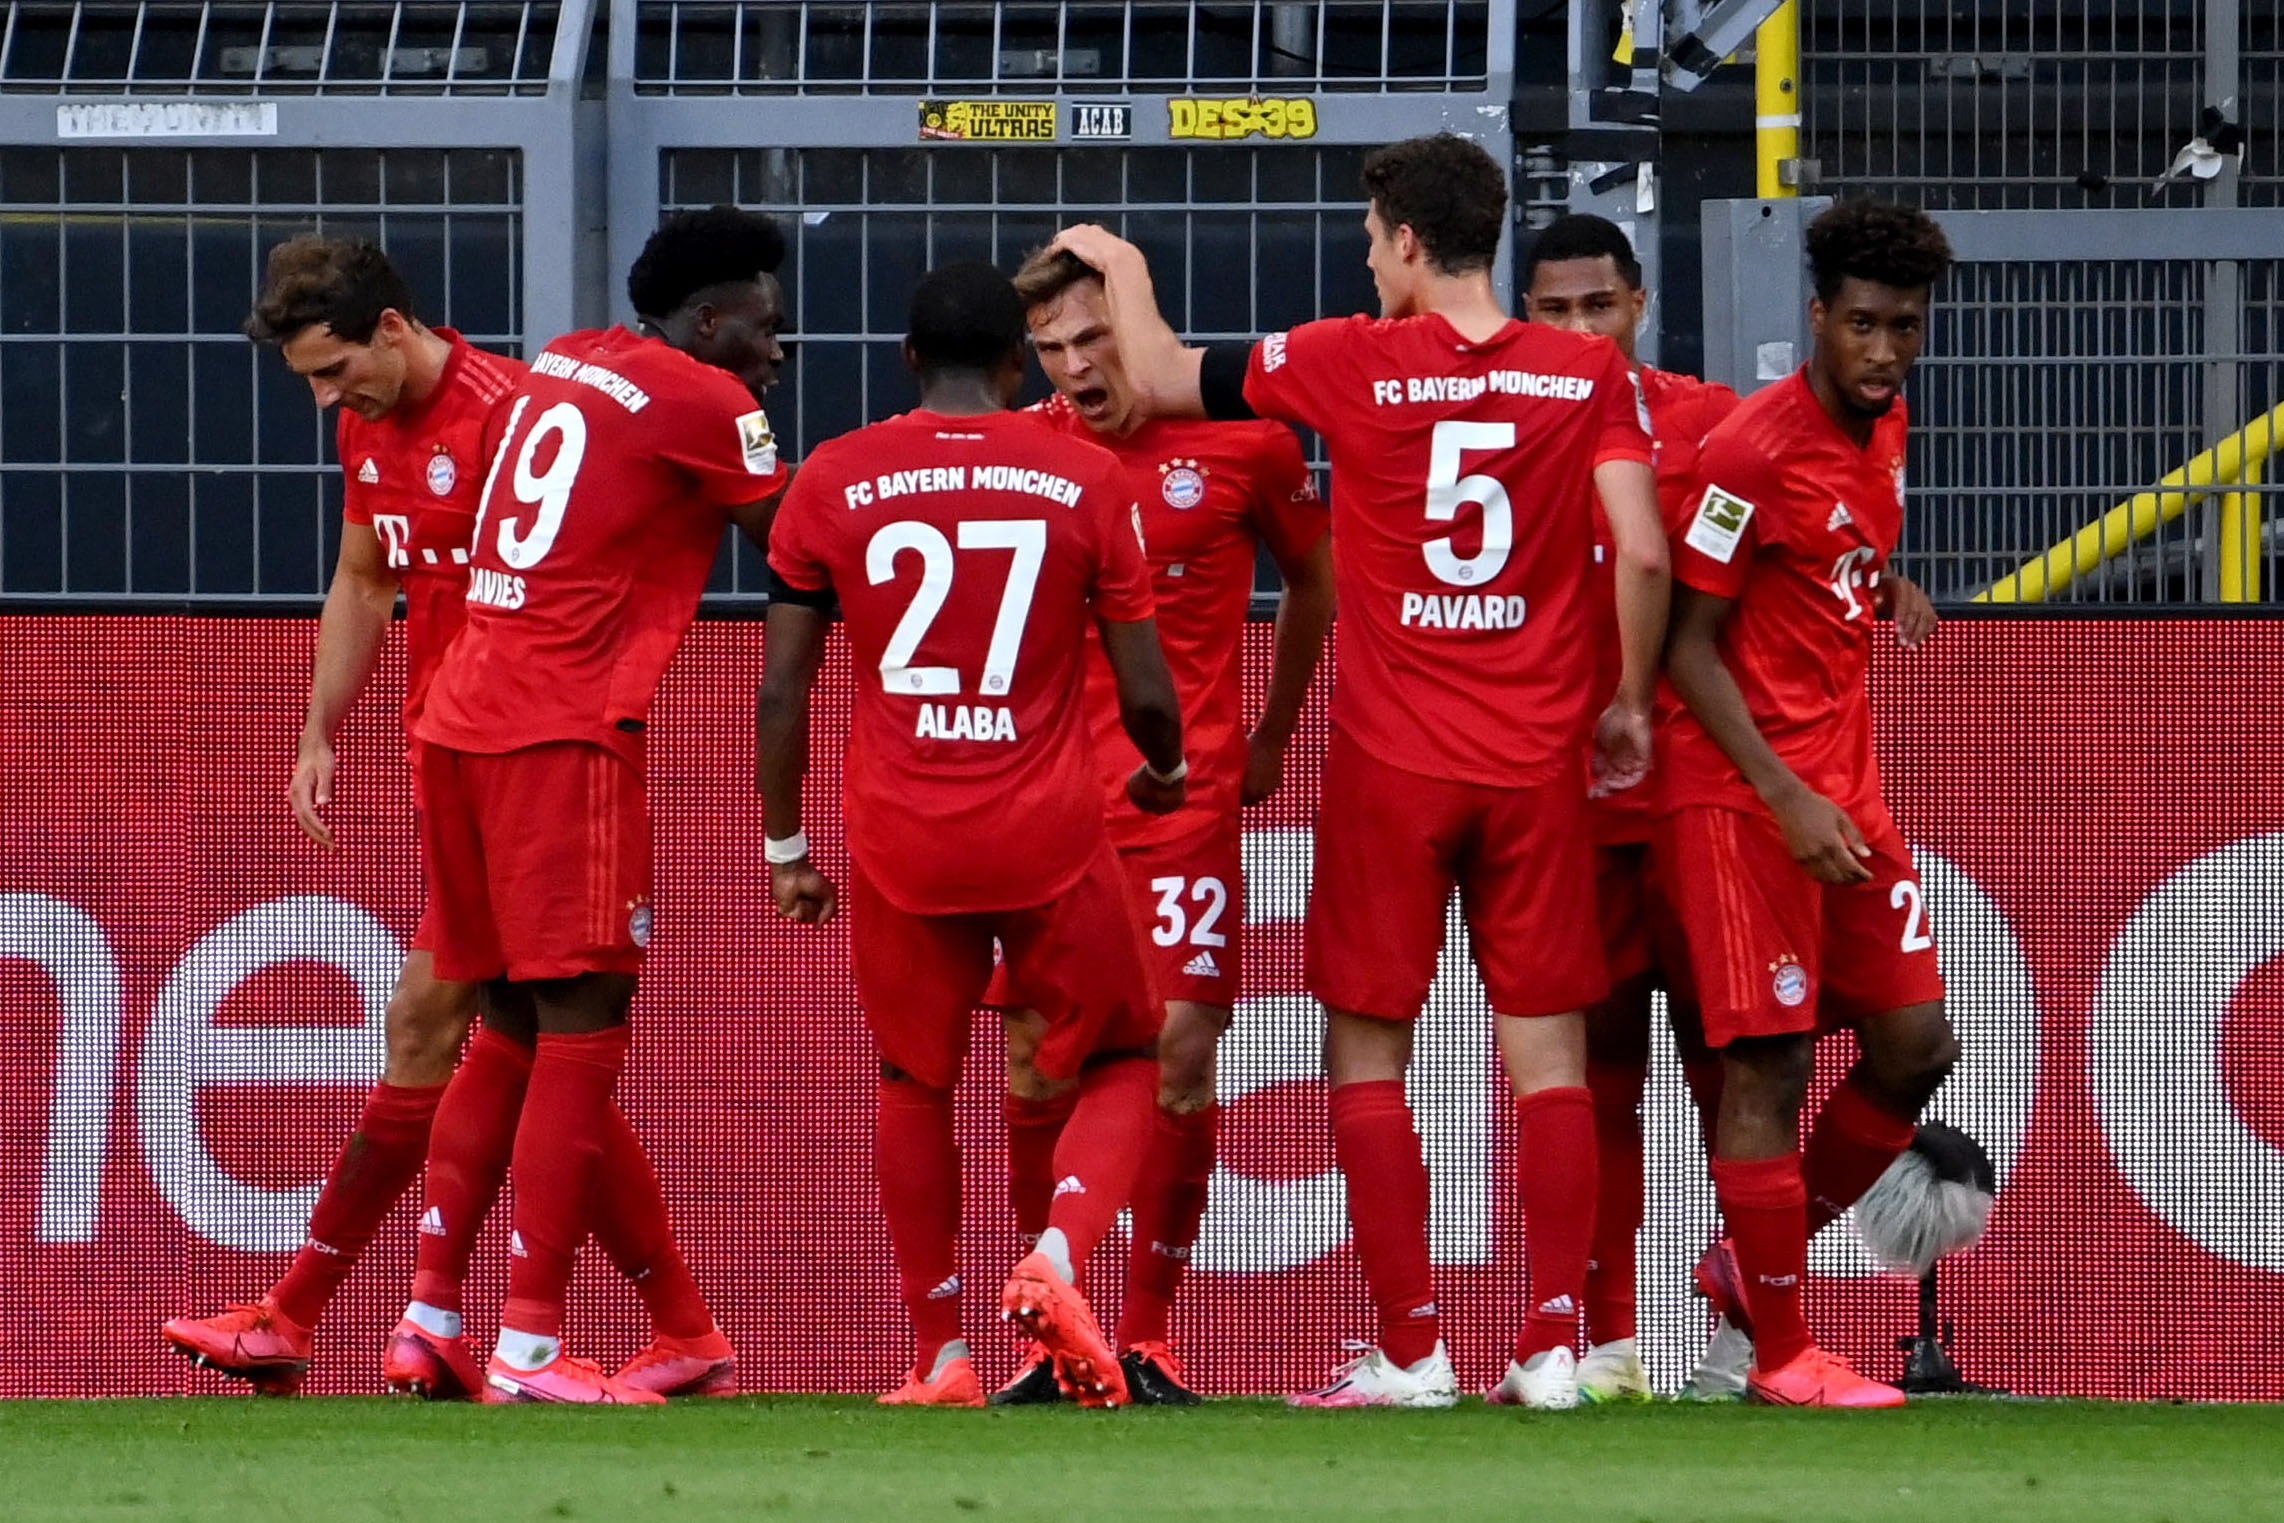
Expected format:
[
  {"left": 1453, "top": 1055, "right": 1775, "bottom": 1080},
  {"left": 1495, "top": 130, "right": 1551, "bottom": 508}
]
[
  {"left": 855, "top": 838, "right": 1163, "bottom": 1092},
  {"left": 986, "top": 815, "right": 1243, "bottom": 1013},
  {"left": 1593, "top": 840, "right": 1691, "bottom": 1000},
  {"left": 414, "top": 740, "right": 651, "bottom": 984},
  {"left": 1661, "top": 804, "right": 1946, "bottom": 1049},
  {"left": 1305, "top": 731, "right": 1607, "bottom": 1021}
]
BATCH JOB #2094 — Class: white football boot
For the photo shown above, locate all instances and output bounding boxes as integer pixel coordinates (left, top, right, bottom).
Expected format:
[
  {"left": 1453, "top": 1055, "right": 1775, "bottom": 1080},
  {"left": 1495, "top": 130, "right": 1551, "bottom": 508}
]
[
  {"left": 1486, "top": 1345, "right": 1579, "bottom": 1410},
  {"left": 1678, "top": 1315, "right": 1753, "bottom": 1402},
  {"left": 1287, "top": 1341, "right": 1460, "bottom": 1409},
  {"left": 1576, "top": 1337, "right": 1655, "bottom": 1404}
]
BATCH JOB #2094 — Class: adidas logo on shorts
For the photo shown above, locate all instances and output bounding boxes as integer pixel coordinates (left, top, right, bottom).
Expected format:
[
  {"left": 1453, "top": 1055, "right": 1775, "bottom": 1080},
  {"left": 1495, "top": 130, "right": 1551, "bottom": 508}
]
[
  {"left": 1053, "top": 1174, "right": 1086, "bottom": 1199},
  {"left": 925, "top": 1274, "right": 961, "bottom": 1301},
  {"left": 1181, "top": 950, "right": 1221, "bottom": 978},
  {"left": 418, "top": 1207, "right": 445, "bottom": 1236}
]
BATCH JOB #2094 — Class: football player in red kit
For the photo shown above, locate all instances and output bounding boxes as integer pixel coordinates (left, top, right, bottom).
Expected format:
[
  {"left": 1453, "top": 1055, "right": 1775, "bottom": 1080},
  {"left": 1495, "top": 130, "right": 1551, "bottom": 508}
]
[
  {"left": 1661, "top": 199, "right": 1959, "bottom": 1408},
  {"left": 759, "top": 263, "right": 1186, "bottom": 1408},
  {"left": 984, "top": 247, "right": 1334, "bottom": 1406},
  {"left": 1049, "top": 132, "right": 1672, "bottom": 1409},
  {"left": 407, "top": 207, "right": 790, "bottom": 1404}
]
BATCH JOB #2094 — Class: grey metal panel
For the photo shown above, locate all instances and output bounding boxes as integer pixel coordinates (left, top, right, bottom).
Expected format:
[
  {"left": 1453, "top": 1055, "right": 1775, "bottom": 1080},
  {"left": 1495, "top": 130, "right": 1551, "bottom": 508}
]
[
  {"left": 1937, "top": 207, "right": 2284, "bottom": 264},
  {"left": 1699, "top": 196, "right": 1829, "bottom": 394}
]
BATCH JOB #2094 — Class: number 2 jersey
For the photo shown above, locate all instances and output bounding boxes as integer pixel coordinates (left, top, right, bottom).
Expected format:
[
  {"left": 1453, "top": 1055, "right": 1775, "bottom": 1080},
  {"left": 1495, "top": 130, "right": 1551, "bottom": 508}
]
[
  {"left": 1242, "top": 313, "right": 1652, "bottom": 786},
  {"left": 1663, "top": 367, "right": 1911, "bottom": 825},
  {"left": 767, "top": 408, "right": 1156, "bottom": 915},
  {"left": 335, "top": 328, "right": 525, "bottom": 728},
  {"left": 416, "top": 325, "right": 783, "bottom": 763}
]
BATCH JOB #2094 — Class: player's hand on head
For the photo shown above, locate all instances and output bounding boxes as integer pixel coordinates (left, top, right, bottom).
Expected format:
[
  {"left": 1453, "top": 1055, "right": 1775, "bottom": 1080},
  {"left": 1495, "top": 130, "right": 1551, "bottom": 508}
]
[
  {"left": 771, "top": 860, "right": 838, "bottom": 924},
  {"left": 1126, "top": 763, "right": 1187, "bottom": 816},
  {"left": 1240, "top": 730, "right": 1286, "bottom": 806},
  {"left": 1589, "top": 700, "right": 1654, "bottom": 796},
  {"left": 1883, "top": 574, "right": 1937, "bottom": 649},
  {"left": 289, "top": 739, "right": 336, "bottom": 849},
  {"left": 1771, "top": 786, "right": 1874, "bottom": 884},
  {"left": 1049, "top": 224, "right": 1144, "bottom": 279}
]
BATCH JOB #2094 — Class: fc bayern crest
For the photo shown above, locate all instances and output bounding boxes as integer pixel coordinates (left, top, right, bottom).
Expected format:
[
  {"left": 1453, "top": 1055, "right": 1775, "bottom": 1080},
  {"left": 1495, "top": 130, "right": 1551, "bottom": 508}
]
[
  {"left": 426, "top": 450, "right": 458, "bottom": 497},
  {"left": 628, "top": 901, "right": 653, "bottom": 949},
  {"left": 1771, "top": 961, "right": 1809, "bottom": 1007},
  {"left": 1159, "top": 458, "right": 1207, "bottom": 510}
]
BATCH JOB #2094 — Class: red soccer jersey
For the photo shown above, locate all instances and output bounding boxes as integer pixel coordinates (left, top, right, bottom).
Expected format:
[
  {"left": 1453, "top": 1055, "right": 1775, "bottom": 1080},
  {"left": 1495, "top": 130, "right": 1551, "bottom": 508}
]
[
  {"left": 336, "top": 330, "right": 525, "bottom": 726},
  {"left": 1244, "top": 313, "right": 1652, "bottom": 787},
  {"left": 1030, "top": 395, "right": 1325, "bottom": 848},
  {"left": 1588, "top": 364, "right": 1743, "bottom": 841},
  {"left": 1663, "top": 367, "right": 1911, "bottom": 824},
  {"left": 415, "top": 326, "right": 783, "bottom": 761},
  {"left": 768, "top": 407, "right": 1156, "bottom": 915}
]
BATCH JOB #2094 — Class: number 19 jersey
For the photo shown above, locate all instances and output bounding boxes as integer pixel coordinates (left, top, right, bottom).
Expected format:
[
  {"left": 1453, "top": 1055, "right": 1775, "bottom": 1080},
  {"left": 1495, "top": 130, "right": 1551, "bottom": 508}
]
[
  {"left": 1243, "top": 313, "right": 1652, "bottom": 787},
  {"left": 768, "top": 408, "right": 1156, "bottom": 915}
]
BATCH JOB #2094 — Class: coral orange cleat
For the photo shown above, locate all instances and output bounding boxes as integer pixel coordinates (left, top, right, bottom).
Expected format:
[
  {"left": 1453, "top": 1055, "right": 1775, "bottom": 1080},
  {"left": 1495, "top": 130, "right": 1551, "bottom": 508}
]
[
  {"left": 614, "top": 1328, "right": 739, "bottom": 1398},
  {"left": 382, "top": 1318, "right": 485, "bottom": 1401},
  {"left": 999, "top": 1251, "right": 1127, "bottom": 1408},
  {"left": 878, "top": 1347, "right": 985, "bottom": 1408},
  {"left": 483, "top": 1351, "right": 667, "bottom": 1405},
  {"left": 1746, "top": 1346, "right": 1907, "bottom": 1408},
  {"left": 162, "top": 1299, "right": 311, "bottom": 1396},
  {"left": 1692, "top": 1237, "right": 1755, "bottom": 1337}
]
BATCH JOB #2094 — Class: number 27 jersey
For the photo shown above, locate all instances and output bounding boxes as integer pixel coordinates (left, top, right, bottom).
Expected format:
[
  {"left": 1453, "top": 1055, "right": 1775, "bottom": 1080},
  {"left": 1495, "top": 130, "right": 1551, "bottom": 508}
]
[{"left": 768, "top": 408, "right": 1155, "bottom": 915}]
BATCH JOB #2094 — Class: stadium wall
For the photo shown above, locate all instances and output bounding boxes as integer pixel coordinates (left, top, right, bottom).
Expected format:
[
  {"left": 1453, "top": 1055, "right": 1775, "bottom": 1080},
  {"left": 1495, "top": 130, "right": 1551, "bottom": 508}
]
[{"left": 2, "top": 613, "right": 2280, "bottom": 1401}]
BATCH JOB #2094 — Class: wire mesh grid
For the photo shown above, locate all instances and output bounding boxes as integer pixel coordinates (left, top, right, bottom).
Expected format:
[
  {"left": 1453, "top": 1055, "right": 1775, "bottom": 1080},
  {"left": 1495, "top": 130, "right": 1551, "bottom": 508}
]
[
  {"left": 0, "top": 1, "right": 564, "bottom": 95},
  {"left": 0, "top": 146, "right": 522, "bottom": 598},
  {"left": 628, "top": 1, "right": 1491, "bottom": 95}
]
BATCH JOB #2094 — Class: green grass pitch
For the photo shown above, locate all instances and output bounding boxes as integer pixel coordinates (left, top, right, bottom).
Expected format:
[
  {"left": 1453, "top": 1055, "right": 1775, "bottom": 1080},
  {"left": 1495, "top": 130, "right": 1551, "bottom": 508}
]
[{"left": 2, "top": 1397, "right": 2279, "bottom": 1522}]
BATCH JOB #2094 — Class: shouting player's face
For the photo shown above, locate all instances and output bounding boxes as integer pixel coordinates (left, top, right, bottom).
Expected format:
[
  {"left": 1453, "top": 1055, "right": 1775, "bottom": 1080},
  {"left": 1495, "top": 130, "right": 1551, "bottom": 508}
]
[
  {"left": 281, "top": 311, "right": 411, "bottom": 421},
  {"left": 1526, "top": 256, "right": 1646, "bottom": 362},
  {"left": 1026, "top": 277, "right": 1135, "bottom": 434},
  {"left": 1810, "top": 276, "right": 1929, "bottom": 420},
  {"left": 689, "top": 273, "right": 789, "bottom": 403}
]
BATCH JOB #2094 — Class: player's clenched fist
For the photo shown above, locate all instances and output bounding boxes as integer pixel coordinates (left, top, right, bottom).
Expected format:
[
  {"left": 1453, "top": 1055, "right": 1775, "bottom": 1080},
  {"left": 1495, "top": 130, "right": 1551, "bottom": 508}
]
[
  {"left": 1769, "top": 784, "right": 1874, "bottom": 884},
  {"left": 1125, "top": 763, "right": 1187, "bottom": 816},
  {"left": 771, "top": 859, "right": 839, "bottom": 924},
  {"left": 289, "top": 738, "right": 337, "bottom": 848},
  {"left": 1590, "top": 698, "right": 1654, "bottom": 797}
]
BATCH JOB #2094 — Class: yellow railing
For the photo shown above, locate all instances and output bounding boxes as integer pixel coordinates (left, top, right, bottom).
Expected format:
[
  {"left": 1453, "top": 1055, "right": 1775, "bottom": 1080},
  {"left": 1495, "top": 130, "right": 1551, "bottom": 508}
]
[
  {"left": 1756, "top": 1, "right": 1801, "bottom": 200},
  {"left": 1975, "top": 404, "right": 2283, "bottom": 604}
]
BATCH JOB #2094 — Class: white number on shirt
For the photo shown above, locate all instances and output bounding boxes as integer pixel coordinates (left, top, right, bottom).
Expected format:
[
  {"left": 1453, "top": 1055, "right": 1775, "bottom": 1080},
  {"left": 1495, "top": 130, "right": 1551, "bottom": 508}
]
[
  {"left": 473, "top": 397, "right": 591, "bottom": 571},
  {"left": 866, "top": 519, "right": 1048, "bottom": 696},
  {"left": 1149, "top": 876, "right": 1231, "bottom": 948},
  {"left": 1423, "top": 419, "right": 1516, "bottom": 586},
  {"left": 1891, "top": 879, "right": 1935, "bottom": 953}
]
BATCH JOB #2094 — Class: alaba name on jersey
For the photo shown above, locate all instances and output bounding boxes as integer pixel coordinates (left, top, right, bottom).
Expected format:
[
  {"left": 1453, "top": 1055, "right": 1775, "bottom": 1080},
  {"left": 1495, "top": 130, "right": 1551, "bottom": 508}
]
[
  {"left": 1030, "top": 393, "right": 1323, "bottom": 848},
  {"left": 1587, "top": 363, "right": 1743, "bottom": 843},
  {"left": 768, "top": 407, "right": 1154, "bottom": 915},
  {"left": 1664, "top": 366, "right": 1911, "bottom": 824},
  {"left": 337, "top": 329, "right": 525, "bottom": 724},
  {"left": 415, "top": 326, "right": 781, "bottom": 761},
  {"left": 1243, "top": 312, "right": 1652, "bottom": 787}
]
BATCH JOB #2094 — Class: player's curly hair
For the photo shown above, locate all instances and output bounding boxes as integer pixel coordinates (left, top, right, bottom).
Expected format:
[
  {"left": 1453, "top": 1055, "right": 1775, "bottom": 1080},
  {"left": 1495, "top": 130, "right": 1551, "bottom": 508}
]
[
  {"left": 1523, "top": 213, "right": 1643, "bottom": 290},
  {"left": 1806, "top": 199, "right": 1953, "bottom": 303},
  {"left": 627, "top": 205, "right": 788, "bottom": 320},
  {"left": 907, "top": 261, "right": 1026, "bottom": 375},
  {"left": 1360, "top": 133, "right": 1507, "bottom": 276},
  {"left": 244, "top": 236, "right": 416, "bottom": 346}
]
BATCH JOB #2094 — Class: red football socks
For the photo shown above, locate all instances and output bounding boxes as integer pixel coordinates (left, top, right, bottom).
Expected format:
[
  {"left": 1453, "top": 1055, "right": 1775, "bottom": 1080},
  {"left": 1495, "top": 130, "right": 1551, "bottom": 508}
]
[
  {"left": 1804, "top": 1076, "right": 1918, "bottom": 1237},
  {"left": 1582, "top": 1061, "right": 1646, "bottom": 1346},
  {"left": 1330, "top": 1080, "right": 1439, "bottom": 1369},
  {"left": 1710, "top": 1152, "right": 1813, "bottom": 1371},
  {"left": 1115, "top": 1104, "right": 1220, "bottom": 1349},
  {"left": 1004, "top": 1088, "right": 1078, "bottom": 1247},
  {"left": 500, "top": 1026, "right": 630, "bottom": 1340},
  {"left": 270, "top": 1081, "right": 445, "bottom": 1329},
  {"left": 1045, "top": 1057, "right": 1156, "bottom": 1274},
  {"left": 591, "top": 1106, "right": 715, "bottom": 1341},
  {"left": 877, "top": 1077, "right": 963, "bottom": 1371},
  {"left": 410, "top": 1027, "right": 533, "bottom": 1314},
  {"left": 1514, "top": 1085, "right": 1597, "bottom": 1363}
]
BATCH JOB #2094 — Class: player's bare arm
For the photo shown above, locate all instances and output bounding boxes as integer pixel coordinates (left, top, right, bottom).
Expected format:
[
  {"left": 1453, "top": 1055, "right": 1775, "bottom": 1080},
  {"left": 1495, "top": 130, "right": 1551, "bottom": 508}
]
[
  {"left": 1047, "top": 225, "right": 1208, "bottom": 419},
  {"left": 293, "top": 522, "right": 402, "bottom": 848},
  {"left": 1592, "top": 456, "right": 1670, "bottom": 794},
  {"left": 1245, "top": 534, "right": 1335, "bottom": 805},
  {"left": 1665, "top": 586, "right": 1872, "bottom": 884},
  {"left": 1879, "top": 572, "right": 1937, "bottom": 649},
  {"left": 724, "top": 470, "right": 796, "bottom": 552},
  {"left": 756, "top": 599, "right": 838, "bottom": 924},
  {"left": 1098, "top": 615, "right": 1187, "bottom": 815}
]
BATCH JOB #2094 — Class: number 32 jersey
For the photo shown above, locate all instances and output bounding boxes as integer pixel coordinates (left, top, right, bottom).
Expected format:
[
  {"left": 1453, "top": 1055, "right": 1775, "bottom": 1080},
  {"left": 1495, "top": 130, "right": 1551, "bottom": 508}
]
[
  {"left": 1244, "top": 314, "right": 1652, "bottom": 787},
  {"left": 768, "top": 408, "right": 1155, "bottom": 915},
  {"left": 416, "top": 326, "right": 783, "bottom": 763}
]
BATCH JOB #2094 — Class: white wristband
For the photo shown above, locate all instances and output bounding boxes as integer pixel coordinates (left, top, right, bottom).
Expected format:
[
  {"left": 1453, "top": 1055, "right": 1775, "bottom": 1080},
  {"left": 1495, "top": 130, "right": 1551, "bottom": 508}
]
[
  {"left": 1144, "top": 757, "right": 1189, "bottom": 785},
  {"left": 765, "top": 830, "right": 809, "bottom": 865}
]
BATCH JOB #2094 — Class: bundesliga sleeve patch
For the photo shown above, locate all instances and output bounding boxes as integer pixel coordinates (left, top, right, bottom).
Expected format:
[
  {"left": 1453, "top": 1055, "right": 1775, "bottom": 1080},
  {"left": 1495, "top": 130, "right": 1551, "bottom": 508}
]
[
  {"left": 737, "top": 410, "right": 779, "bottom": 475},
  {"left": 1685, "top": 484, "right": 1755, "bottom": 564}
]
